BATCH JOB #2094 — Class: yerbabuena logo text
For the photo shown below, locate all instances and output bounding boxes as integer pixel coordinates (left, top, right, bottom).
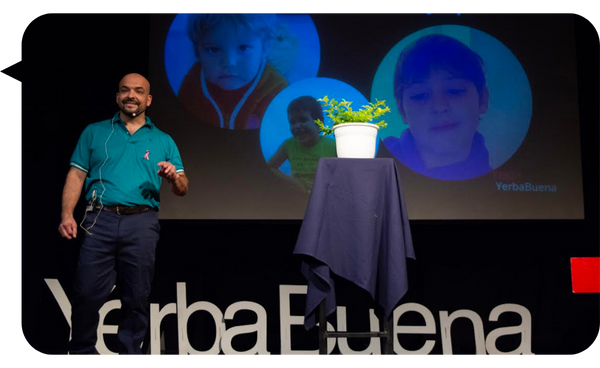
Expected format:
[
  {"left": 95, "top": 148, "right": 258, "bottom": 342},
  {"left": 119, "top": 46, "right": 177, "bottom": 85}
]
[
  {"left": 496, "top": 182, "right": 557, "bottom": 192},
  {"left": 45, "top": 279, "right": 533, "bottom": 355}
]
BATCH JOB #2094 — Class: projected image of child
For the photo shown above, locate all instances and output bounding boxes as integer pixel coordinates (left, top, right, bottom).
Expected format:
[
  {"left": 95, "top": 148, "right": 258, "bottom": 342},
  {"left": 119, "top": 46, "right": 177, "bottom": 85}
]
[
  {"left": 179, "top": 14, "right": 295, "bottom": 130},
  {"left": 268, "top": 96, "right": 337, "bottom": 192},
  {"left": 385, "top": 34, "right": 491, "bottom": 180}
]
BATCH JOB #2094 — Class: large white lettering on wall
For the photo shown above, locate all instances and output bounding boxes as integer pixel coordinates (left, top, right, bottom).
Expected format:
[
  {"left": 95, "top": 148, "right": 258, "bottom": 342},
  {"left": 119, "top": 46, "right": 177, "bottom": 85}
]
[{"left": 45, "top": 280, "right": 533, "bottom": 355}]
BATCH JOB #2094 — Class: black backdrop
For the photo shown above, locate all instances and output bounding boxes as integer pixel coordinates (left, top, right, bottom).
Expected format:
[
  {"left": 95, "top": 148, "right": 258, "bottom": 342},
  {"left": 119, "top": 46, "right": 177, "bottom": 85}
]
[{"left": 20, "top": 14, "right": 599, "bottom": 354}]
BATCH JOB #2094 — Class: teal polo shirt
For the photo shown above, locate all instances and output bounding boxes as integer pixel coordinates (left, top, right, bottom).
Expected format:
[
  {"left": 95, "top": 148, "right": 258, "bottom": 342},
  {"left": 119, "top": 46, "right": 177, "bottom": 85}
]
[{"left": 70, "top": 113, "right": 184, "bottom": 210}]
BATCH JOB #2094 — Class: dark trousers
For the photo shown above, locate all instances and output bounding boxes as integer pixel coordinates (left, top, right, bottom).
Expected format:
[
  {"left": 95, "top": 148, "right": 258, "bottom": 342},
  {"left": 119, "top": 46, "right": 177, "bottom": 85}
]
[{"left": 68, "top": 209, "right": 160, "bottom": 354}]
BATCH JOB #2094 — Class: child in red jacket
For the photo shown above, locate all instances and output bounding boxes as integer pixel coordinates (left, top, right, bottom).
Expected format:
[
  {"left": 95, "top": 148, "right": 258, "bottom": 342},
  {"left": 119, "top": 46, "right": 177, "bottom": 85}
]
[{"left": 180, "top": 14, "right": 296, "bottom": 130}]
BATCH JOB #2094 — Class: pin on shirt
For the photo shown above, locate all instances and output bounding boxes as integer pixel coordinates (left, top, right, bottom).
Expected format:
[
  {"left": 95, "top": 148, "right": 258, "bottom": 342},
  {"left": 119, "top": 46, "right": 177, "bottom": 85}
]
[{"left": 144, "top": 150, "right": 150, "bottom": 160}]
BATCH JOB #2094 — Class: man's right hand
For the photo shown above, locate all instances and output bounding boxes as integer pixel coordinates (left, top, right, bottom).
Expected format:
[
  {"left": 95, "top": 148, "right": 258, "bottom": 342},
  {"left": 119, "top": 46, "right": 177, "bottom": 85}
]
[
  {"left": 59, "top": 167, "right": 87, "bottom": 240},
  {"left": 59, "top": 216, "right": 78, "bottom": 239}
]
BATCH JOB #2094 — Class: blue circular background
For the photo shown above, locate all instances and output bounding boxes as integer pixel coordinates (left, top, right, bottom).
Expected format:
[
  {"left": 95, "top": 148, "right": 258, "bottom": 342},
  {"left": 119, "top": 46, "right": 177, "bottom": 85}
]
[
  {"left": 164, "top": 14, "right": 321, "bottom": 96},
  {"left": 260, "top": 78, "right": 371, "bottom": 176},
  {"left": 371, "top": 25, "right": 532, "bottom": 176}
]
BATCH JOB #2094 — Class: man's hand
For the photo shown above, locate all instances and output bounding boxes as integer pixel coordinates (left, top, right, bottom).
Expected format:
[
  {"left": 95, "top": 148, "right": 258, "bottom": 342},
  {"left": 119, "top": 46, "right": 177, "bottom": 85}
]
[
  {"left": 157, "top": 162, "right": 188, "bottom": 196},
  {"left": 59, "top": 167, "right": 86, "bottom": 240},
  {"left": 157, "top": 161, "right": 178, "bottom": 182},
  {"left": 59, "top": 216, "right": 78, "bottom": 239}
]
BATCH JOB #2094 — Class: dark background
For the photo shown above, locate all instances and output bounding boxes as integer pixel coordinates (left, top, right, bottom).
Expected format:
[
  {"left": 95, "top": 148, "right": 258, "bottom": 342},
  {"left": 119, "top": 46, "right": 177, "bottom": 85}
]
[{"left": 19, "top": 14, "right": 599, "bottom": 354}]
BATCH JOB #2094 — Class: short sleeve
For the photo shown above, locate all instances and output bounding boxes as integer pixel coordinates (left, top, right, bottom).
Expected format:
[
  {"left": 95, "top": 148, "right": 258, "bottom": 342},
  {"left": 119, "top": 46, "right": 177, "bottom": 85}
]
[
  {"left": 70, "top": 125, "right": 92, "bottom": 173},
  {"left": 166, "top": 135, "right": 185, "bottom": 173}
]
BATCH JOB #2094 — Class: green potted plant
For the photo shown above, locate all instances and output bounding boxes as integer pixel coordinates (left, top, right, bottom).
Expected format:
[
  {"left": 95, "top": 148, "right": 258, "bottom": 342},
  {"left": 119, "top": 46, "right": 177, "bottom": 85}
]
[{"left": 314, "top": 96, "right": 390, "bottom": 158}]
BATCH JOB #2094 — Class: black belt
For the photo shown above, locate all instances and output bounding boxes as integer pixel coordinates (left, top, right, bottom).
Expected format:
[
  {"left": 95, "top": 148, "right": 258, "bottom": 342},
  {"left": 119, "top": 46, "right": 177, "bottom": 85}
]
[{"left": 95, "top": 205, "right": 154, "bottom": 215}]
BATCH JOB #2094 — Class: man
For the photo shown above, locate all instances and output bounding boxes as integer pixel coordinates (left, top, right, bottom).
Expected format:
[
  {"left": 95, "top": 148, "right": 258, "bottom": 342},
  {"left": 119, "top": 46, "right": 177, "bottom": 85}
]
[{"left": 58, "top": 73, "right": 189, "bottom": 354}]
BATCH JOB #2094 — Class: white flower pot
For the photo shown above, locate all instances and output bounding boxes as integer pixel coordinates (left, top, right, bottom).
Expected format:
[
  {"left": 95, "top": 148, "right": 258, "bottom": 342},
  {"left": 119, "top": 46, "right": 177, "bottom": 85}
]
[{"left": 332, "top": 122, "right": 380, "bottom": 158}]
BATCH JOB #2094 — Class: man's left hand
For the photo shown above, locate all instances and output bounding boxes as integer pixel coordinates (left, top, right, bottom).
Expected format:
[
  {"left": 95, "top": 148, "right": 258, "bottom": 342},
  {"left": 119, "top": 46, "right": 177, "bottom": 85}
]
[{"left": 157, "top": 161, "right": 179, "bottom": 182}]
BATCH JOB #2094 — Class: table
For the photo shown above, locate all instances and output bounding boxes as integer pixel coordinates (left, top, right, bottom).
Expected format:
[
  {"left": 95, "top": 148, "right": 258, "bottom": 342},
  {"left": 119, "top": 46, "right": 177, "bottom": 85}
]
[{"left": 294, "top": 158, "right": 415, "bottom": 337}]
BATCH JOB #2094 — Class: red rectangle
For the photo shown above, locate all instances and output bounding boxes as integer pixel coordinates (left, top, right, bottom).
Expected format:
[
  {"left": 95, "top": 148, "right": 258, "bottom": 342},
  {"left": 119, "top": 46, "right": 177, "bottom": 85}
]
[{"left": 571, "top": 257, "right": 600, "bottom": 293}]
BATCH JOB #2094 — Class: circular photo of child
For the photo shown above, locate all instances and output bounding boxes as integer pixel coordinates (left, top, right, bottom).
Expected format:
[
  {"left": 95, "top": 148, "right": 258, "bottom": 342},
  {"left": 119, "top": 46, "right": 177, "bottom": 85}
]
[
  {"left": 260, "top": 77, "right": 370, "bottom": 192},
  {"left": 371, "top": 25, "right": 532, "bottom": 181},
  {"left": 164, "top": 14, "right": 321, "bottom": 130}
]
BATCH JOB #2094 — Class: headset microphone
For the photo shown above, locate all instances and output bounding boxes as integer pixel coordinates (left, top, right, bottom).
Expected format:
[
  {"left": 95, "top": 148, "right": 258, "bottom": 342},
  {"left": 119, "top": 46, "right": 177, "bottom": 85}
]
[{"left": 132, "top": 109, "right": 146, "bottom": 117}]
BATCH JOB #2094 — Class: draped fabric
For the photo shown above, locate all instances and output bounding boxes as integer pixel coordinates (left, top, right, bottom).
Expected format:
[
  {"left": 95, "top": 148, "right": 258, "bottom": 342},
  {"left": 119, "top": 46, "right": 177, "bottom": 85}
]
[{"left": 294, "top": 158, "right": 415, "bottom": 329}]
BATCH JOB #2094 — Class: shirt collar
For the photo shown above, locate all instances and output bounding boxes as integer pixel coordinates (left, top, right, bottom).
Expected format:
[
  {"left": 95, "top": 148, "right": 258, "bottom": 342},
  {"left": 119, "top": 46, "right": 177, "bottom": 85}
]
[{"left": 111, "top": 112, "right": 155, "bottom": 129}]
